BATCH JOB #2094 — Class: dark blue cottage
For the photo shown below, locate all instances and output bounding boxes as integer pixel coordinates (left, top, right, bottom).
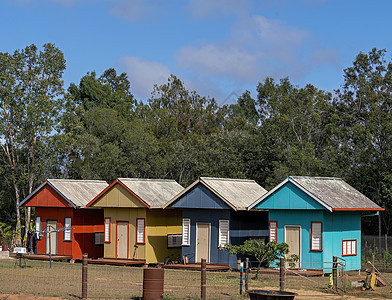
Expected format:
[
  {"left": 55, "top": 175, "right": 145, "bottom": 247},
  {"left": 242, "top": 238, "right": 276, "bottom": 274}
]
[{"left": 164, "top": 177, "right": 268, "bottom": 268}]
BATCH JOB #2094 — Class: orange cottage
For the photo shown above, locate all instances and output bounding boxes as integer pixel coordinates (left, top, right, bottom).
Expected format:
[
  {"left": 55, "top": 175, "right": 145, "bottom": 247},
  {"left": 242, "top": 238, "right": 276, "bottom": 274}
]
[{"left": 19, "top": 179, "right": 108, "bottom": 260}]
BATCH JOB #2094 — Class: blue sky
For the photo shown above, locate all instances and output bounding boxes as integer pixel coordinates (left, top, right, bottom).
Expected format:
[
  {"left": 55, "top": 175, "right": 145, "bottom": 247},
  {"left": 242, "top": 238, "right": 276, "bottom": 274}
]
[{"left": 1, "top": 0, "right": 391, "bottom": 104}]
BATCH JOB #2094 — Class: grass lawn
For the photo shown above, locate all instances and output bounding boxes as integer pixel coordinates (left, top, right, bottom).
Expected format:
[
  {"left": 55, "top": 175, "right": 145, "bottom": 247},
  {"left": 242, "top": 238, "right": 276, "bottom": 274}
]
[{"left": 0, "top": 259, "right": 391, "bottom": 299}]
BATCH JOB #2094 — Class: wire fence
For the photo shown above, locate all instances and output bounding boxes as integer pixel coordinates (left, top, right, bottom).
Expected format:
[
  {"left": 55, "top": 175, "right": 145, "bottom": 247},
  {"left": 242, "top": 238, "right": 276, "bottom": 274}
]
[
  {"left": 362, "top": 235, "right": 392, "bottom": 270},
  {"left": 1, "top": 255, "right": 391, "bottom": 299}
]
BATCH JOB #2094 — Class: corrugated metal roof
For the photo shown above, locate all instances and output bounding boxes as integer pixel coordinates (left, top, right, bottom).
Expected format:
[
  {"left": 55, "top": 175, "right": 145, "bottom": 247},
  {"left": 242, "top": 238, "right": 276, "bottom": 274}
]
[
  {"left": 289, "top": 176, "right": 382, "bottom": 210},
  {"left": 118, "top": 178, "right": 184, "bottom": 208},
  {"left": 165, "top": 177, "right": 267, "bottom": 210},
  {"left": 200, "top": 177, "right": 268, "bottom": 210},
  {"left": 47, "top": 179, "right": 108, "bottom": 208}
]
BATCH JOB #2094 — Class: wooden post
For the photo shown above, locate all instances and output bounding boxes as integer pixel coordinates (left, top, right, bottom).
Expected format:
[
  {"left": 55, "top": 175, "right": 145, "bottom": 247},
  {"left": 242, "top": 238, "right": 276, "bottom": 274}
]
[
  {"left": 239, "top": 262, "right": 244, "bottom": 294},
  {"left": 201, "top": 258, "right": 206, "bottom": 300},
  {"left": 245, "top": 258, "right": 249, "bottom": 292},
  {"left": 280, "top": 257, "right": 285, "bottom": 292},
  {"left": 332, "top": 256, "right": 337, "bottom": 291},
  {"left": 82, "top": 253, "right": 88, "bottom": 299}
]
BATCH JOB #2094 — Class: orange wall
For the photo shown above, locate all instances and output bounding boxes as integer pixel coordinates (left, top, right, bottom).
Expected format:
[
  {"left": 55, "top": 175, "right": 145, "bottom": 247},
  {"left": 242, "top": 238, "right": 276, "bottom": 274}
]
[
  {"left": 25, "top": 185, "right": 72, "bottom": 207},
  {"left": 35, "top": 208, "right": 104, "bottom": 260}
]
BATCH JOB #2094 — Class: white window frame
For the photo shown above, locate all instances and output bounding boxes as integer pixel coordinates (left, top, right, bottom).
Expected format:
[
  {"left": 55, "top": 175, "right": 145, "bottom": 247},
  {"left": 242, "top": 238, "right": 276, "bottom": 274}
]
[
  {"left": 342, "top": 239, "right": 357, "bottom": 256},
  {"left": 219, "top": 220, "right": 230, "bottom": 247},
  {"left": 168, "top": 234, "right": 182, "bottom": 248},
  {"left": 310, "top": 222, "right": 322, "bottom": 251},
  {"left": 182, "top": 219, "right": 191, "bottom": 246},
  {"left": 136, "top": 218, "right": 145, "bottom": 244},
  {"left": 64, "top": 217, "right": 72, "bottom": 241},
  {"left": 35, "top": 216, "right": 41, "bottom": 240},
  {"left": 104, "top": 218, "right": 111, "bottom": 243}
]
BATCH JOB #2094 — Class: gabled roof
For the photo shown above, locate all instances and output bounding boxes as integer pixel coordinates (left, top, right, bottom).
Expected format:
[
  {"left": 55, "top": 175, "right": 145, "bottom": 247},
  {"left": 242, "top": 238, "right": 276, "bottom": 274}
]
[
  {"left": 19, "top": 179, "right": 109, "bottom": 208},
  {"left": 249, "top": 176, "right": 383, "bottom": 211},
  {"left": 87, "top": 178, "right": 184, "bottom": 209},
  {"left": 164, "top": 177, "right": 268, "bottom": 211}
]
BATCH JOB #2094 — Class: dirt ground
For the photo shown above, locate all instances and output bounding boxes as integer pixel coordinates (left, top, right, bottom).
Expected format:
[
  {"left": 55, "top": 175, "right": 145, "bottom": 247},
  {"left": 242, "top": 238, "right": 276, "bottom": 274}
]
[{"left": 0, "top": 259, "right": 391, "bottom": 299}]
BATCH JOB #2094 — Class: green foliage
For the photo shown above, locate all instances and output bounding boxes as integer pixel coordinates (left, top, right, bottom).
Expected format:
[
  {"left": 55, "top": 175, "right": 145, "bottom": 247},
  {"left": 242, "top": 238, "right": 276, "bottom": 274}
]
[
  {"left": 0, "top": 223, "right": 11, "bottom": 246},
  {"left": 224, "top": 240, "right": 290, "bottom": 278}
]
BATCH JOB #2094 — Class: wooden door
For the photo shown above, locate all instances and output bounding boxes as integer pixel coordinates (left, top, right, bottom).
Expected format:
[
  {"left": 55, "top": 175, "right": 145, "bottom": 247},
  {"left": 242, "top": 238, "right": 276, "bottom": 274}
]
[
  {"left": 46, "top": 220, "right": 57, "bottom": 255},
  {"left": 116, "top": 222, "right": 128, "bottom": 259},
  {"left": 196, "top": 223, "right": 210, "bottom": 263},
  {"left": 285, "top": 226, "right": 300, "bottom": 267}
]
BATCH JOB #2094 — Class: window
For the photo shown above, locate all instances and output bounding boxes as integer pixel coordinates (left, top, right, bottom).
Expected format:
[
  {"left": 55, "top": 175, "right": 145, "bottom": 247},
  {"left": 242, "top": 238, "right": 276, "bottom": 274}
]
[
  {"left": 136, "top": 218, "right": 145, "bottom": 244},
  {"left": 182, "top": 219, "right": 190, "bottom": 246},
  {"left": 104, "top": 218, "right": 111, "bottom": 243},
  {"left": 95, "top": 232, "right": 104, "bottom": 245},
  {"left": 342, "top": 240, "right": 357, "bottom": 256},
  {"left": 219, "top": 220, "right": 229, "bottom": 247},
  {"left": 311, "top": 222, "right": 322, "bottom": 251},
  {"left": 35, "top": 216, "right": 41, "bottom": 240},
  {"left": 64, "top": 217, "right": 72, "bottom": 241},
  {"left": 168, "top": 234, "right": 182, "bottom": 248},
  {"left": 269, "top": 221, "right": 277, "bottom": 242}
]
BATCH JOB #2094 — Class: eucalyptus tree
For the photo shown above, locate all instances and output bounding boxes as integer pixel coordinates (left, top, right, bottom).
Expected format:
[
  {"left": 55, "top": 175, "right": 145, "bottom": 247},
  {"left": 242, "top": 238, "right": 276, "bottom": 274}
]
[
  {"left": 0, "top": 44, "right": 65, "bottom": 238},
  {"left": 334, "top": 48, "right": 392, "bottom": 233},
  {"left": 256, "top": 77, "right": 334, "bottom": 186}
]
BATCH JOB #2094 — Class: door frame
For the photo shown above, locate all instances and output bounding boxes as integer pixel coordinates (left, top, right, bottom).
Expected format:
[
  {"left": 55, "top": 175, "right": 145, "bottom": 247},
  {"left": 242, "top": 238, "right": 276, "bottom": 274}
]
[
  {"left": 116, "top": 221, "right": 129, "bottom": 259},
  {"left": 284, "top": 225, "right": 301, "bottom": 266},
  {"left": 45, "top": 219, "right": 58, "bottom": 255},
  {"left": 195, "top": 222, "right": 211, "bottom": 263}
]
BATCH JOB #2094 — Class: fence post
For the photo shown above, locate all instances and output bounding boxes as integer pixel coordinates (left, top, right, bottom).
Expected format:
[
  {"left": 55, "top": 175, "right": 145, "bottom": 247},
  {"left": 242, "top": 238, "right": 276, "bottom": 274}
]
[
  {"left": 280, "top": 257, "right": 285, "bottom": 292},
  {"left": 332, "top": 256, "right": 337, "bottom": 291},
  {"left": 245, "top": 258, "right": 249, "bottom": 292},
  {"left": 239, "top": 262, "right": 244, "bottom": 294},
  {"left": 201, "top": 258, "right": 206, "bottom": 300},
  {"left": 82, "top": 253, "right": 88, "bottom": 299},
  {"left": 385, "top": 234, "right": 388, "bottom": 251}
]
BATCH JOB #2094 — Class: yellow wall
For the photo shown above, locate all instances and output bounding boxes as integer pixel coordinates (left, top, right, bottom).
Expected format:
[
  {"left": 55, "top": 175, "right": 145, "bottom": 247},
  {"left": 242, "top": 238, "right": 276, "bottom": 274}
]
[
  {"left": 104, "top": 207, "right": 146, "bottom": 259},
  {"left": 91, "top": 183, "right": 145, "bottom": 208},
  {"left": 146, "top": 209, "right": 182, "bottom": 263},
  {"left": 95, "top": 183, "right": 182, "bottom": 264}
]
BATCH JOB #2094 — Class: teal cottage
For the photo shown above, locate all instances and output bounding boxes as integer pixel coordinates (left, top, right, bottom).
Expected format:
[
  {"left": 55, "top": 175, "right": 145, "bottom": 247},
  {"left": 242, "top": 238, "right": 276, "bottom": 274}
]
[{"left": 248, "top": 176, "right": 383, "bottom": 272}]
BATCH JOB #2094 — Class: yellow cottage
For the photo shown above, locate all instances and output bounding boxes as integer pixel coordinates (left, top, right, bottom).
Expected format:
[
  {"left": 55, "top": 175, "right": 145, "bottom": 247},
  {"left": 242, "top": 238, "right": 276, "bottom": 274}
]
[{"left": 86, "top": 178, "right": 183, "bottom": 264}]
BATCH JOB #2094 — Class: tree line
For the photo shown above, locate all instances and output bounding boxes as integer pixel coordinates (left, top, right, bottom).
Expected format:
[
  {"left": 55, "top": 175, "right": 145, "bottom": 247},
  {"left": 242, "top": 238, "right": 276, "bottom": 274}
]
[{"left": 1, "top": 44, "right": 391, "bottom": 240}]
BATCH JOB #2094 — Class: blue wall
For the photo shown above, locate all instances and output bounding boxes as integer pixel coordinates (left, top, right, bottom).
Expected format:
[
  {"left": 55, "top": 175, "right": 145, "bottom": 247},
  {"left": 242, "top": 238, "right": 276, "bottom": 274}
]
[
  {"left": 172, "top": 183, "right": 269, "bottom": 268},
  {"left": 182, "top": 208, "right": 237, "bottom": 267}
]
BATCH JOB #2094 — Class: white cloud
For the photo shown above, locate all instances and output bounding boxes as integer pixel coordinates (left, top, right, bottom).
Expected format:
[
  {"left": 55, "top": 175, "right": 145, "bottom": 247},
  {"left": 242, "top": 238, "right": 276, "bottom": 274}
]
[
  {"left": 176, "top": 14, "right": 338, "bottom": 85},
  {"left": 116, "top": 56, "right": 171, "bottom": 100}
]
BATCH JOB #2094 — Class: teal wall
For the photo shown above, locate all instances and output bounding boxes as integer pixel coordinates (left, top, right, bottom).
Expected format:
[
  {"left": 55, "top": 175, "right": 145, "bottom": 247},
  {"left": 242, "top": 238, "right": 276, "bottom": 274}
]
[
  {"left": 255, "top": 182, "right": 326, "bottom": 210},
  {"left": 256, "top": 181, "right": 362, "bottom": 272},
  {"left": 323, "top": 212, "right": 361, "bottom": 271},
  {"left": 269, "top": 210, "right": 324, "bottom": 269}
]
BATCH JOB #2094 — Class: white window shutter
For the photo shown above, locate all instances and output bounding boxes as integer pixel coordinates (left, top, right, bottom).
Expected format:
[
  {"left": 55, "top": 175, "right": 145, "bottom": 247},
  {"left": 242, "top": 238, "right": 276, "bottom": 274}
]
[
  {"left": 64, "top": 217, "right": 72, "bottom": 241},
  {"left": 311, "top": 222, "right": 322, "bottom": 250},
  {"left": 35, "top": 217, "right": 41, "bottom": 240},
  {"left": 182, "top": 219, "right": 190, "bottom": 246},
  {"left": 219, "top": 220, "right": 229, "bottom": 247},
  {"left": 137, "top": 219, "right": 145, "bottom": 243},
  {"left": 104, "top": 218, "right": 110, "bottom": 242},
  {"left": 270, "top": 221, "right": 277, "bottom": 242}
]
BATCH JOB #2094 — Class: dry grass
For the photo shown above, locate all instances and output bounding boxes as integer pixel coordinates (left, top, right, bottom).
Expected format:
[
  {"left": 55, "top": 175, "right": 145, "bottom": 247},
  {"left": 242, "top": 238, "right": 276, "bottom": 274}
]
[{"left": 1, "top": 259, "right": 392, "bottom": 299}]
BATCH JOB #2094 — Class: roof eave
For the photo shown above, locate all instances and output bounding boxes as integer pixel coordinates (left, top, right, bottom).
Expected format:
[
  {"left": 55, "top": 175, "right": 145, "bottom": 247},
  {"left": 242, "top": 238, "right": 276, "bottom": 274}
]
[{"left": 332, "top": 207, "right": 385, "bottom": 211}]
